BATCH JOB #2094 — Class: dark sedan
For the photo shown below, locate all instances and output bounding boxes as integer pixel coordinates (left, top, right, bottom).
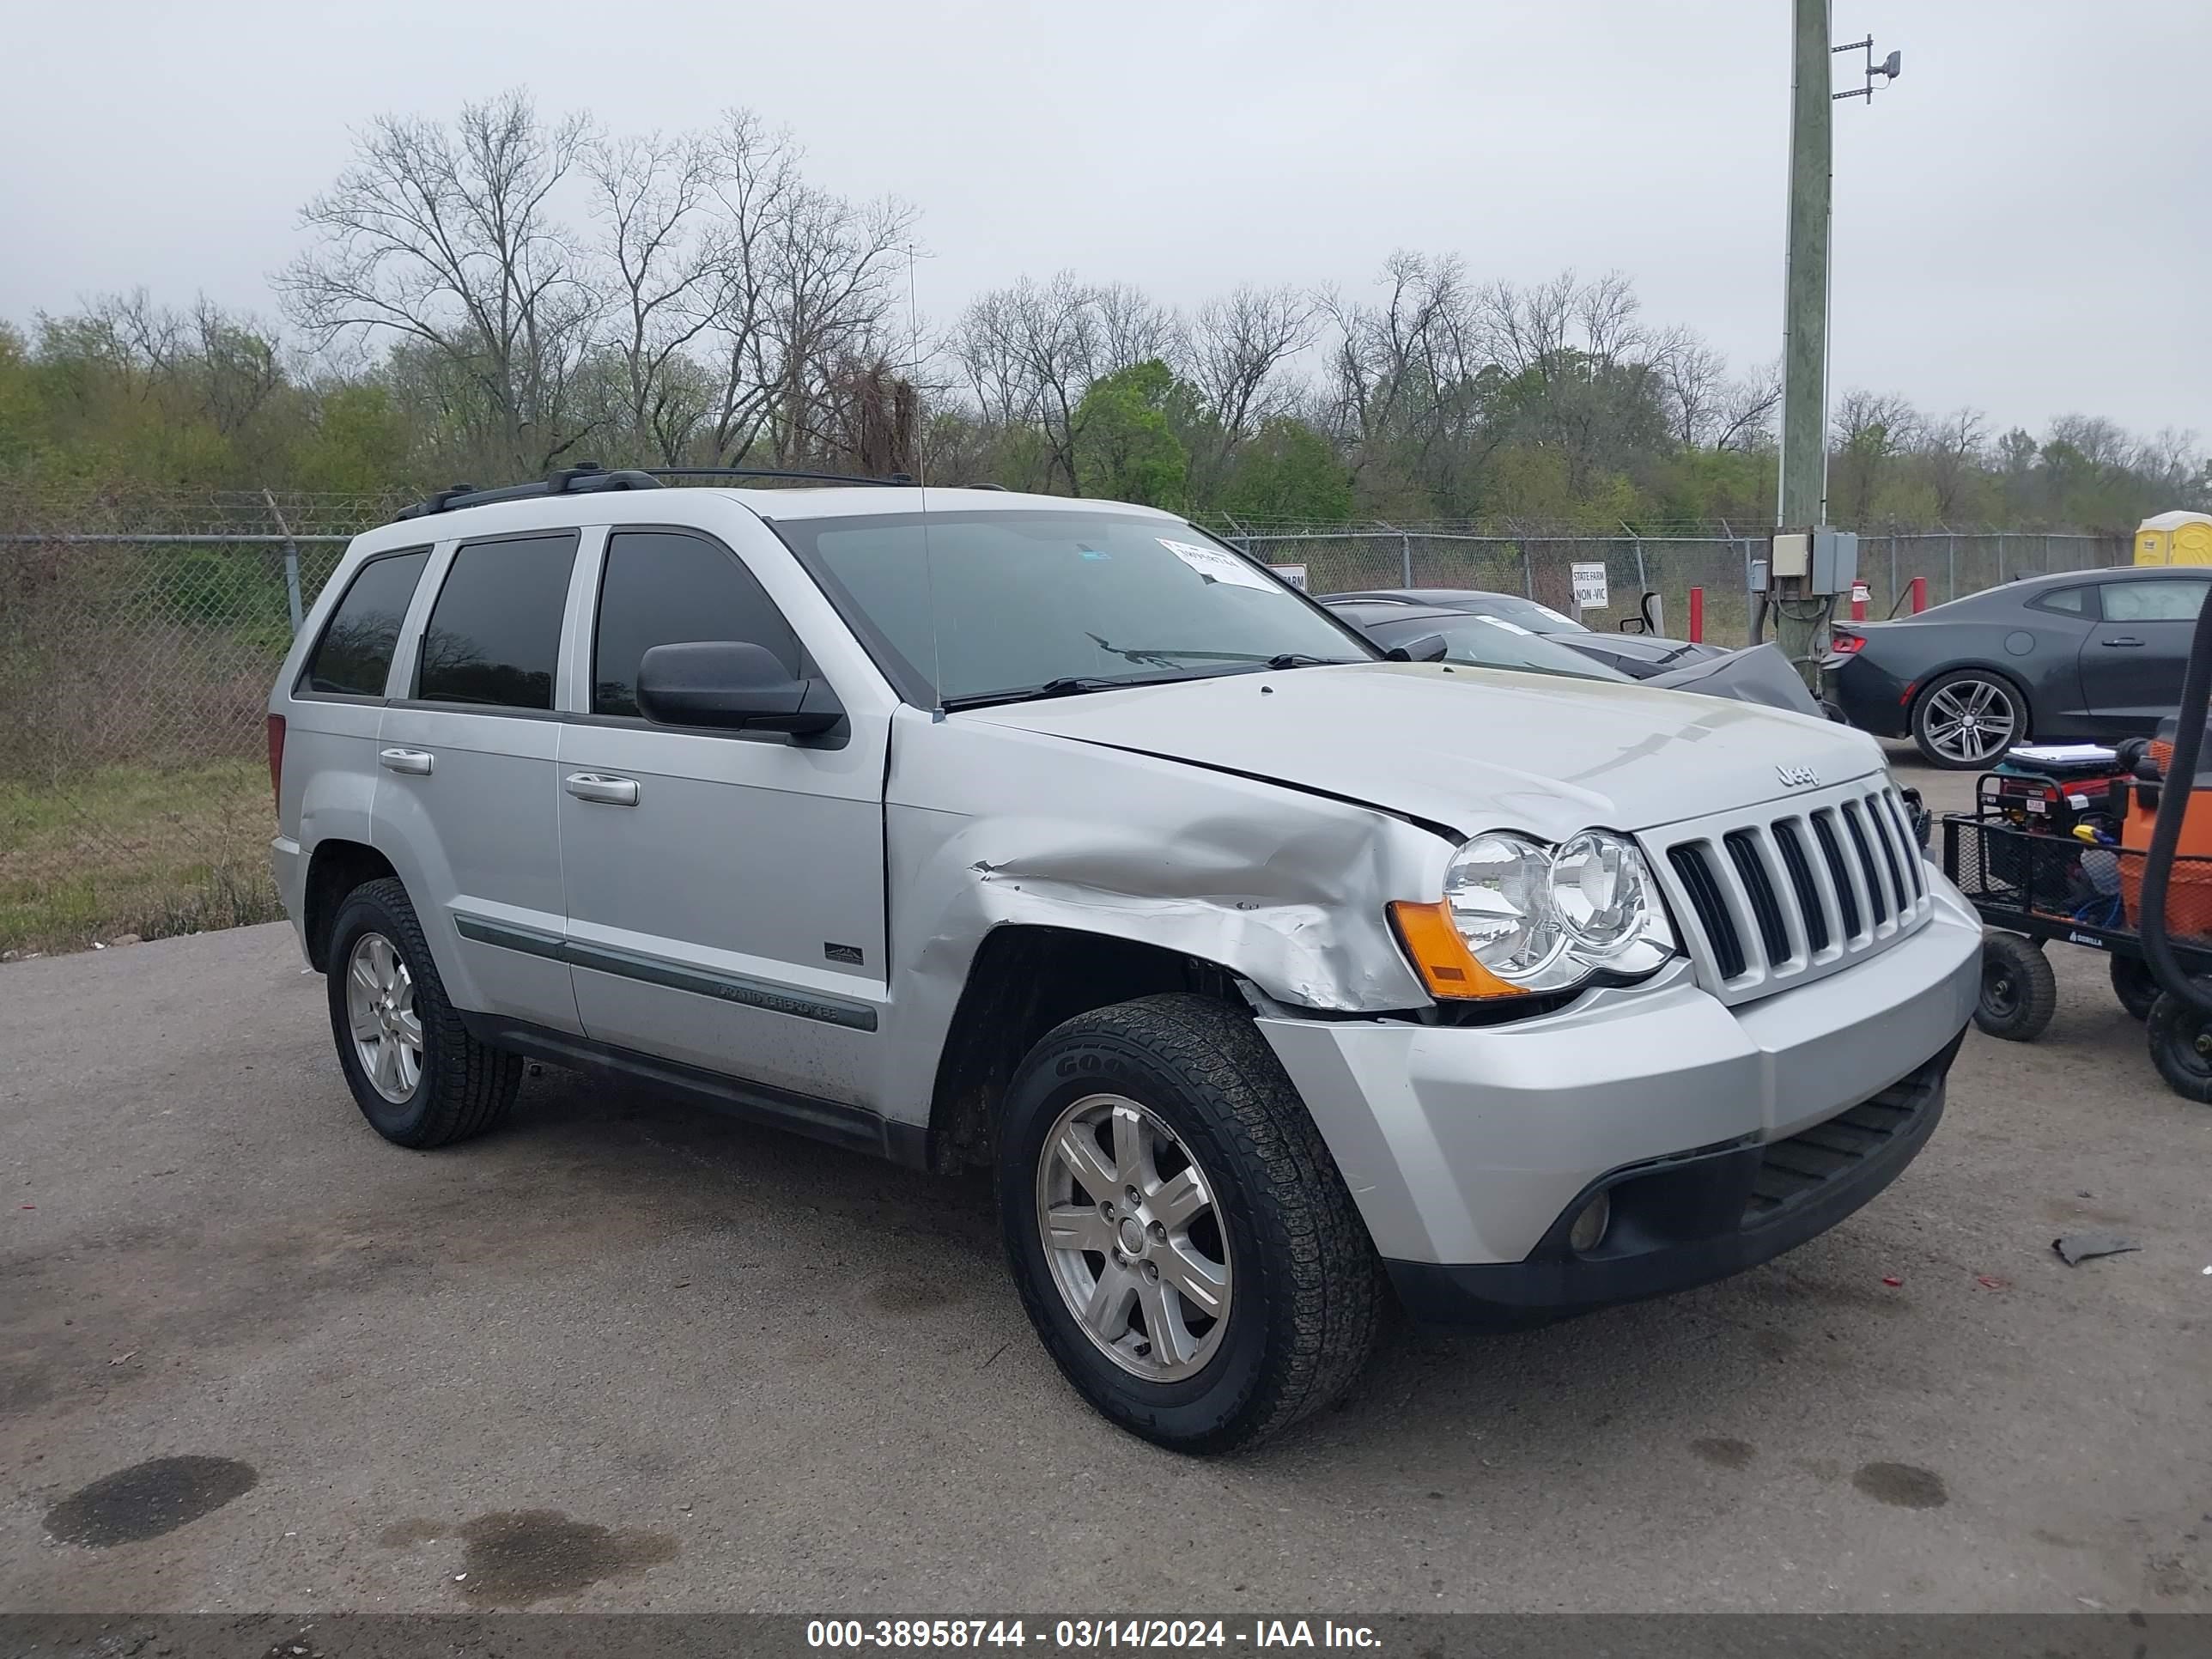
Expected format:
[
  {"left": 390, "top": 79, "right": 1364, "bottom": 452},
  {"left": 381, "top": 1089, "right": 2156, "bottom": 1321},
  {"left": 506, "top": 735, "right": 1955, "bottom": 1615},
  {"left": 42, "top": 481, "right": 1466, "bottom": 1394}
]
[
  {"left": 1826, "top": 565, "right": 2207, "bottom": 768},
  {"left": 1320, "top": 587, "right": 1728, "bottom": 678}
]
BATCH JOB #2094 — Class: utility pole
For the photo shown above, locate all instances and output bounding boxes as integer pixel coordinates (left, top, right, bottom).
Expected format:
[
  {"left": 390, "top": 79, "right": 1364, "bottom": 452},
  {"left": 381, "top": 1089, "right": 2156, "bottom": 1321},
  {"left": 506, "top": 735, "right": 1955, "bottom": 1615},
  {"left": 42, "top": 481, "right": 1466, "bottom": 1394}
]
[
  {"left": 1768, "top": 2, "right": 1899, "bottom": 692},
  {"left": 1770, "top": 0, "right": 1835, "bottom": 689},
  {"left": 1778, "top": 0, "right": 1832, "bottom": 535}
]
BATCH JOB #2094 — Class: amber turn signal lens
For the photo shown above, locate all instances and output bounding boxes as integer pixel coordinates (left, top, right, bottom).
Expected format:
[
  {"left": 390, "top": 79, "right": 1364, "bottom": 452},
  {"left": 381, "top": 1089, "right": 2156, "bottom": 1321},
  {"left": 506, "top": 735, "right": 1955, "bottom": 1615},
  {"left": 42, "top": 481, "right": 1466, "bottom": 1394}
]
[{"left": 1388, "top": 900, "right": 1528, "bottom": 1000}]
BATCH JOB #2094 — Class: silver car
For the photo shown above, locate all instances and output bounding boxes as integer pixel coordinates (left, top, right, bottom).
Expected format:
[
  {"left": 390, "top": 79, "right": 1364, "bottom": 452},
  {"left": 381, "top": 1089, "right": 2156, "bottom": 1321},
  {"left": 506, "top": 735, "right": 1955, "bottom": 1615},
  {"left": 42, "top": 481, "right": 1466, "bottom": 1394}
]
[{"left": 269, "top": 471, "right": 1980, "bottom": 1452}]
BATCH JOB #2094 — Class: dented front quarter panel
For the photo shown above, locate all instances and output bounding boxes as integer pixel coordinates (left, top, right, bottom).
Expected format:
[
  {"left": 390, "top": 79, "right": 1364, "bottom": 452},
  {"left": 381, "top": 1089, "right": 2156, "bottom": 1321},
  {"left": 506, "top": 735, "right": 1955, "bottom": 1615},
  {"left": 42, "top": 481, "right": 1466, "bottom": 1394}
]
[{"left": 876, "top": 705, "right": 1450, "bottom": 1121}]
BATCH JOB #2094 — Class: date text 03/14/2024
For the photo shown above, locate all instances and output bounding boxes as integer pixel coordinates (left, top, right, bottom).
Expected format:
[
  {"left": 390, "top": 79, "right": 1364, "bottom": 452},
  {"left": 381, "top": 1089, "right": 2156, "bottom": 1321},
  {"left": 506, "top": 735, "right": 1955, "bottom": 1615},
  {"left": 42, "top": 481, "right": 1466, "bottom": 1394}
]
[{"left": 805, "top": 1620, "right": 1382, "bottom": 1650}]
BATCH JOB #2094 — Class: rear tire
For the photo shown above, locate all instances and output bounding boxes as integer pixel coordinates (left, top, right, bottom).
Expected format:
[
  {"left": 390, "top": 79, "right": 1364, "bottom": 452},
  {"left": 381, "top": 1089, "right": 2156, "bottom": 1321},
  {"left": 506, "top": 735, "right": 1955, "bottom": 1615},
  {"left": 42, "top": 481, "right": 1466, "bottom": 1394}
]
[
  {"left": 996, "top": 993, "right": 1382, "bottom": 1454},
  {"left": 1974, "top": 932, "right": 2057, "bottom": 1042},
  {"left": 2109, "top": 957, "right": 2158, "bottom": 1023},
  {"left": 1911, "top": 669, "right": 2026, "bottom": 769},
  {"left": 325, "top": 878, "right": 522, "bottom": 1148},
  {"left": 2147, "top": 990, "right": 2212, "bottom": 1105}
]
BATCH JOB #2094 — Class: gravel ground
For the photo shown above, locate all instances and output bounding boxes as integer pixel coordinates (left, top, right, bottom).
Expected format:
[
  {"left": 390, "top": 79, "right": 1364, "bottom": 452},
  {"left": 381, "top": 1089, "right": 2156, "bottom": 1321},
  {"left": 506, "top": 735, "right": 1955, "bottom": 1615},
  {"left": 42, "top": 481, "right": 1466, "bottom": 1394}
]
[{"left": 2, "top": 753, "right": 2207, "bottom": 1614}]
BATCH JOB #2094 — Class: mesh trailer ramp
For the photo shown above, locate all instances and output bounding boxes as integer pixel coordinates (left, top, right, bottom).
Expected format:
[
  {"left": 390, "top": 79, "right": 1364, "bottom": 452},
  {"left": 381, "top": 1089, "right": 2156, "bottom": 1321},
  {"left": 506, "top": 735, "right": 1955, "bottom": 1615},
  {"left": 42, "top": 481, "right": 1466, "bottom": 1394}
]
[{"left": 1941, "top": 812, "right": 2212, "bottom": 1103}]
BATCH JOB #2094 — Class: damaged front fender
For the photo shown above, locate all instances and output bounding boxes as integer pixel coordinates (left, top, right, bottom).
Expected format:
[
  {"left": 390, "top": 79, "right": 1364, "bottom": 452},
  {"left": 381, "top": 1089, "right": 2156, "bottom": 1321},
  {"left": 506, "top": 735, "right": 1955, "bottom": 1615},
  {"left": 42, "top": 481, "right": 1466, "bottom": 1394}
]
[{"left": 887, "top": 710, "right": 1452, "bottom": 1022}]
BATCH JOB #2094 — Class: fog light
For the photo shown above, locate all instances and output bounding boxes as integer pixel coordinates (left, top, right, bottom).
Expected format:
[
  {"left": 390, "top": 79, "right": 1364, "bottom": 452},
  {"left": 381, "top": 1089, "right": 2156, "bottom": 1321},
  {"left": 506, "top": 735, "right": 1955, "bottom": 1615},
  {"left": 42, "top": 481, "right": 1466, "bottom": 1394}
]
[{"left": 1568, "top": 1192, "right": 1611, "bottom": 1254}]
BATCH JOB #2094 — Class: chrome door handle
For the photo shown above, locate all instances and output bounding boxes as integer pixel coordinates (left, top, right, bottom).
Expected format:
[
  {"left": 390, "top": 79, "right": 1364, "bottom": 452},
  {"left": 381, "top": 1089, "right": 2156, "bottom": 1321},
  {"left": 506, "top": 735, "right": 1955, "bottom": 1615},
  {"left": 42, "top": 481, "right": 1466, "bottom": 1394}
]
[
  {"left": 2099, "top": 637, "right": 2145, "bottom": 647},
  {"left": 564, "top": 773, "right": 641, "bottom": 806},
  {"left": 378, "top": 748, "right": 434, "bottom": 775}
]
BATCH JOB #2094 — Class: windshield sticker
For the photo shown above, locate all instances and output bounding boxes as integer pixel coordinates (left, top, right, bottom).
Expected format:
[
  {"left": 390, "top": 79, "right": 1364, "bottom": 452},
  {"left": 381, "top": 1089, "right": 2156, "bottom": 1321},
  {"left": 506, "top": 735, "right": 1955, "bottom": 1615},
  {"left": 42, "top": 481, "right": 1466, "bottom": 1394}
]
[
  {"left": 1158, "top": 538, "right": 1275, "bottom": 591},
  {"left": 1474, "top": 615, "right": 1534, "bottom": 635}
]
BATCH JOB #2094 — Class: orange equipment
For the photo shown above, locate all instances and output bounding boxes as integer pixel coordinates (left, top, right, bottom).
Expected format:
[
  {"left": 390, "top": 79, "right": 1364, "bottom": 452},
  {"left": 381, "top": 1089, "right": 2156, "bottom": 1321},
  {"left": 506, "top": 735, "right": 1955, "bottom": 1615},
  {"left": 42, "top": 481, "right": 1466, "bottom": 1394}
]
[{"left": 2118, "top": 720, "right": 2212, "bottom": 939}]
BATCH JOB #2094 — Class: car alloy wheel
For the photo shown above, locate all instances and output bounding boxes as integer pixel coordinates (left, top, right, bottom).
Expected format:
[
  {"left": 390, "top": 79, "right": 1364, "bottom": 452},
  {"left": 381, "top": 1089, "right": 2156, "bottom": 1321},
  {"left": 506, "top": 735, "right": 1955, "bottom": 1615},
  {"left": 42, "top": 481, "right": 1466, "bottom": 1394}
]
[
  {"left": 345, "top": 931, "right": 423, "bottom": 1103},
  {"left": 1034, "top": 1091, "right": 1233, "bottom": 1382},
  {"left": 1921, "top": 676, "right": 2020, "bottom": 766}
]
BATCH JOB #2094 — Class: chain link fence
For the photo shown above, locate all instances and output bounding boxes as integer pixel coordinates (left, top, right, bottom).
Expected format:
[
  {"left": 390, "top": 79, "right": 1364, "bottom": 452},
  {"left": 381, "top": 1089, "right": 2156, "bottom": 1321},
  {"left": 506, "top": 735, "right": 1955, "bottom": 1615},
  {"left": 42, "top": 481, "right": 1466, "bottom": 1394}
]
[
  {"left": 0, "top": 493, "right": 2130, "bottom": 956},
  {"left": 1206, "top": 525, "right": 2130, "bottom": 641}
]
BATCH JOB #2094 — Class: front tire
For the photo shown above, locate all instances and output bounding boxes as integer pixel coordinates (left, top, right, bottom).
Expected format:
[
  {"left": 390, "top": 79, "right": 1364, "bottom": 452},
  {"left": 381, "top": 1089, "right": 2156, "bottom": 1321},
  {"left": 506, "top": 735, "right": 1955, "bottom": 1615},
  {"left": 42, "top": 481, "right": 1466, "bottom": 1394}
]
[
  {"left": 997, "top": 994, "right": 1382, "bottom": 1454},
  {"left": 325, "top": 878, "right": 522, "bottom": 1148},
  {"left": 1911, "top": 669, "right": 2026, "bottom": 769}
]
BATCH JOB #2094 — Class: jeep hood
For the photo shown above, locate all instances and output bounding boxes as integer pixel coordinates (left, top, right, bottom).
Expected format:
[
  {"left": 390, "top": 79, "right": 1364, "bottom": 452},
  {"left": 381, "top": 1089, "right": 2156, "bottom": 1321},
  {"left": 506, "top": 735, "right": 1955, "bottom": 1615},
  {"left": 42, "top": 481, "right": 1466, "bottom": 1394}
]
[{"left": 952, "top": 661, "right": 1885, "bottom": 839}]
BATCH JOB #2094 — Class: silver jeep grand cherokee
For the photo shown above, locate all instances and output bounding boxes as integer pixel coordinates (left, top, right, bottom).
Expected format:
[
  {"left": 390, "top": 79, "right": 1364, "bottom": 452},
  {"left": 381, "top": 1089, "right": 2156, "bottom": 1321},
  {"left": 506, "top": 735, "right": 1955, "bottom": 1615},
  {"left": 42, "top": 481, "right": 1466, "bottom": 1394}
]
[{"left": 269, "top": 469, "right": 1979, "bottom": 1452}]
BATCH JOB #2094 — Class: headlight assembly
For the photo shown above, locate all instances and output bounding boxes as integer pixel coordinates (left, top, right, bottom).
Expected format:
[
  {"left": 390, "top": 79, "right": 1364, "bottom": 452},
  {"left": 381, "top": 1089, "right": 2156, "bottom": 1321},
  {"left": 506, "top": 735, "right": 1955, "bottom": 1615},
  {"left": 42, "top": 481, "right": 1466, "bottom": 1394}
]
[{"left": 1392, "top": 830, "right": 1676, "bottom": 1000}]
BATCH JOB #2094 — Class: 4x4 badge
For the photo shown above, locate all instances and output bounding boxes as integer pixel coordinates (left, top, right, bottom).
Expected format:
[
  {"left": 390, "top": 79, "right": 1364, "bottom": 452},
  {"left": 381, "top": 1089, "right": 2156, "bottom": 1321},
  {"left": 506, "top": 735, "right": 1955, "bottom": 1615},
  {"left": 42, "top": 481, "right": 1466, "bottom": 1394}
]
[{"left": 1777, "top": 763, "right": 1820, "bottom": 788}]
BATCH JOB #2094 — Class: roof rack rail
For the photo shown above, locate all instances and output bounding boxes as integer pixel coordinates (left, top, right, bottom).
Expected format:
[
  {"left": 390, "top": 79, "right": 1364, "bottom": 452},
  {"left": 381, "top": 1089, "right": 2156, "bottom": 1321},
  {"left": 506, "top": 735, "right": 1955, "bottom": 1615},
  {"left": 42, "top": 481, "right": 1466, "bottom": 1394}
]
[
  {"left": 395, "top": 462, "right": 662, "bottom": 520},
  {"left": 644, "top": 467, "right": 914, "bottom": 487}
]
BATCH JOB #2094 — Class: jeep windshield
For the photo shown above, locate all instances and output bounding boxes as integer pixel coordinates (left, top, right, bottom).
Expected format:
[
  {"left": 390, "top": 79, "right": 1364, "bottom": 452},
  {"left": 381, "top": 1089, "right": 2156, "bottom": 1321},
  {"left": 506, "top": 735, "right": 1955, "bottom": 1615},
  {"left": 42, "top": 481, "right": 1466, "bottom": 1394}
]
[{"left": 780, "top": 508, "right": 1376, "bottom": 708}]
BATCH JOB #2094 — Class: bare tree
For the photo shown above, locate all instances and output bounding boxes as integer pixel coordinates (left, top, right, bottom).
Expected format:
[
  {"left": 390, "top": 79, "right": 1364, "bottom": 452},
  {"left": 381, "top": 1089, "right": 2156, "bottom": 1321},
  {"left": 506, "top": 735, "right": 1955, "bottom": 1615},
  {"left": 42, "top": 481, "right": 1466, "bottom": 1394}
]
[
  {"left": 1917, "top": 407, "right": 1988, "bottom": 520},
  {"left": 1188, "top": 284, "right": 1316, "bottom": 464},
  {"left": 683, "top": 112, "right": 915, "bottom": 468},
  {"left": 691, "top": 111, "right": 801, "bottom": 466},
  {"left": 1712, "top": 358, "right": 1782, "bottom": 453},
  {"left": 1092, "top": 283, "right": 1183, "bottom": 376},
  {"left": 1653, "top": 328, "right": 1729, "bottom": 449},
  {"left": 1830, "top": 389, "right": 1922, "bottom": 525},
  {"left": 1474, "top": 270, "right": 1664, "bottom": 492},
  {"left": 747, "top": 185, "right": 916, "bottom": 465},
  {"left": 585, "top": 128, "right": 720, "bottom": 465},
  {"left": 953, "top": 273, "right": 1109, "bottom": 493},
  {"left": 1320, "top": 251, "right": 1480, "bottom": 489},
  {"left": 278, "top": 89, "right": 603, "bottom": 473}
]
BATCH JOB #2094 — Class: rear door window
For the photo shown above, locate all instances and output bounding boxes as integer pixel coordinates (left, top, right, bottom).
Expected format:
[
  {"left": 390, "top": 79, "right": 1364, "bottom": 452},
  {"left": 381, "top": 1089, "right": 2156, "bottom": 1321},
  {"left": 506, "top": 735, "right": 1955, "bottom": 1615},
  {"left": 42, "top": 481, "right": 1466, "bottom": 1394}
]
[
  {"left": 2101, "top": 579, "right": 2208, "bottom": 623},
  {"left": 592, "top": 529, "right": 804, "bottom": 718},
  {"left": 416, "top": 534, "right": 580, "bottom": 709},
  {"left": 299, "top": 549, "right": 431, "bottom": 697}
]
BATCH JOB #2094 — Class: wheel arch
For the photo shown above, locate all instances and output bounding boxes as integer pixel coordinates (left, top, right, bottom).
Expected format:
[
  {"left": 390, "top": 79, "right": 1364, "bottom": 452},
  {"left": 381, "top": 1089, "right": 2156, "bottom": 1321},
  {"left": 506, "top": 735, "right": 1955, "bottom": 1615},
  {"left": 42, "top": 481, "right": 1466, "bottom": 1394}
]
[
  {"left": 302, "top": 838, "right": 400, "bottom": 972},
  {"left": 923, "top": 923, "right": 1251, "bottom": 1175}
]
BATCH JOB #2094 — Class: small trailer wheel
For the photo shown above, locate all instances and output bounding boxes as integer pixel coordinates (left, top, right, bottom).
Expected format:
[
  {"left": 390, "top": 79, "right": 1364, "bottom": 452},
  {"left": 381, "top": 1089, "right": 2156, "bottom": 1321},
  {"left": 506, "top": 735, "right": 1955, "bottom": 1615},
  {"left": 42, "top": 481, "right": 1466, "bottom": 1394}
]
[
  {"left": 1975, "top": 932, "right": 2057, "bottom": 1042},
  {"left": 2147, "top": 991, "right": 2212, "bottom": 1105},
  {"left": 2108, "top": 957, "right": 2158, "bottom": 1023}
]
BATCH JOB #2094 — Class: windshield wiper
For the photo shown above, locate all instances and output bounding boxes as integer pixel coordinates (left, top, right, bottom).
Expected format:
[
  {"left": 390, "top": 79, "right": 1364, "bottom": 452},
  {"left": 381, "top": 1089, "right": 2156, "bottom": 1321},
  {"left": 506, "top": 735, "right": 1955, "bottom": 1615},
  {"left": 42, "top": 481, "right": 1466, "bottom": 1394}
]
[
  {"left": 1085, "top": 636, "right": 1359, "bottom": 671},
  {"left": 939, "top": 673, "right": 1192, "bottom": 712}
]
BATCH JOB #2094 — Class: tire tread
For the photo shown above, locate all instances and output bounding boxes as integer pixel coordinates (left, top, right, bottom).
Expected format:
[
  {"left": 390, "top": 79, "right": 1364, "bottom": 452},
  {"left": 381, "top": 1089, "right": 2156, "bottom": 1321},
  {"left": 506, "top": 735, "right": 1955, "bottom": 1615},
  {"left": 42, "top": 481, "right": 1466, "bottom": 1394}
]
[
  {"left": 1007, "top": 993, "right": 1382, "bottom": 1451},
  {"left": 330, "top": 877, "right": 522, "bottom": 1148}
]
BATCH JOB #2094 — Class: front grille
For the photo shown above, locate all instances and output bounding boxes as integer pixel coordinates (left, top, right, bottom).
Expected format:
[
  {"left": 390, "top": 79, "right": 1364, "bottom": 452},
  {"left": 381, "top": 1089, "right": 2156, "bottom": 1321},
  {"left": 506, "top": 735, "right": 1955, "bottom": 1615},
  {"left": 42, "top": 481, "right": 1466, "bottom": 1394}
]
[
  {"left": 1741, "top": 1044, "right": 1945, "bottom": 1226},
  {"left": 1771, "top": 821, "right": 1830, "bottom": 953},
  {"left": 1724, "top": 829, "right": 1792, "bottom": 967},
  {"left": 1650, "top": 781, "right": 1936, "bottom": 1004},
  {"left": 1668, "top": 844, "right": 1744, "bottom": 979}
]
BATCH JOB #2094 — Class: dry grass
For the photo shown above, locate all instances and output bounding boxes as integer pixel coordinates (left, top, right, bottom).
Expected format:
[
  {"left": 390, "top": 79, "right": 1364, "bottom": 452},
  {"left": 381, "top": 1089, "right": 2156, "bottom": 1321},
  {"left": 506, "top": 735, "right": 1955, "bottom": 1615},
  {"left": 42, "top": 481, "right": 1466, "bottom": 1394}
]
[{"left": 0, "top": 760, "right": 283, "bottom": 957}]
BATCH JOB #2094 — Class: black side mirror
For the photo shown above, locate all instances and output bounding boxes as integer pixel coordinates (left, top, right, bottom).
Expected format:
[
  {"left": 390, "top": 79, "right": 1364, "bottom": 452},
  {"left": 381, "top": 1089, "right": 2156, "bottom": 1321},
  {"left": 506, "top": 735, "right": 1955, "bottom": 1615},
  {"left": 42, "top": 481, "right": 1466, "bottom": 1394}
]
[
  {"left": 635, "top": 641, "right": 844, "bottom": 738},
  {"left": 1385, "top": 634, "right": 1450, "bottom": 663}
]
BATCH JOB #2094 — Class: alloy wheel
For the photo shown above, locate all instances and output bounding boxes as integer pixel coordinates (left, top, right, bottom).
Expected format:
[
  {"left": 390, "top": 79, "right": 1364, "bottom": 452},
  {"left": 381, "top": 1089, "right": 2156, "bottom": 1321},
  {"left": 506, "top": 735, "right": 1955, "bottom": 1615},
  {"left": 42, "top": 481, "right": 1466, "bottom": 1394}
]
[
  {"left": 345, "top": 932, "right": 423, "bottom": 1103},
  {"left": 1923, "top": 678, "right": 2018, "bottom": 765},
  {"left": 1035, "top": 1093, "right": 1233, "bottom": 1382}
]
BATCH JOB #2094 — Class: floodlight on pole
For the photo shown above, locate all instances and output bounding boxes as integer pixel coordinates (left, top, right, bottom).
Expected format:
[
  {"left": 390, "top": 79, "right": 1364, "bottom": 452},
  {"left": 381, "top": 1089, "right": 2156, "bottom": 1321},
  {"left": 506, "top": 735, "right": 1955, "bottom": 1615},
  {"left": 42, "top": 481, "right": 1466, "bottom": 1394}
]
[{"left": 1833, "top": 35, "right": 1902, "bottom": 101}]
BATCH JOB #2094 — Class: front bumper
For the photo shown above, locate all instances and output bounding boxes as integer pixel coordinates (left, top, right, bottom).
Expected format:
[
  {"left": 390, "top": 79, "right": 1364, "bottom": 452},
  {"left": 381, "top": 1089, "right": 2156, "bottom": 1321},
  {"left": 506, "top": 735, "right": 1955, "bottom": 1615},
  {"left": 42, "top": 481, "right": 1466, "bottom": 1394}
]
[
  {"left": 1387, "top": 1026, "right": 1959, "bottom": 1323},
  {"left": 1255, "top": 879, "right": 1980, "bottom": 1316}
]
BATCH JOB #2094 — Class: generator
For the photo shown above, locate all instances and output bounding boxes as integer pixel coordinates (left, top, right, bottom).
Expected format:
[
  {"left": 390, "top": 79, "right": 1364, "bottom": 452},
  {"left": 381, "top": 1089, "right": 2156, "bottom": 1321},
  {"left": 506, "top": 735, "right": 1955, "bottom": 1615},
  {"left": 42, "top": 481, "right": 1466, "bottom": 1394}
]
[{"left": 2118, "top": 720, "right": 2212, "bottom": 940}]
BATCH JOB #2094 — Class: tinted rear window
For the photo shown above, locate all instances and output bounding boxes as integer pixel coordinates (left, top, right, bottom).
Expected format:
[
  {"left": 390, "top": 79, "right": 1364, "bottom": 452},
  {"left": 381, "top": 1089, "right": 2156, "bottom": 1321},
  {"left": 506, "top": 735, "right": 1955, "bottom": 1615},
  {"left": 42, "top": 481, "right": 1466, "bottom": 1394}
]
[
  {"left": 2028, "top": 586, "right": 2093, "bottom": 617},
  {"left": 300, "top": 550, "right": 430, "bottom": 696},
  {"left": 416, "top": 534, "right": 579, "bottom": 709}
]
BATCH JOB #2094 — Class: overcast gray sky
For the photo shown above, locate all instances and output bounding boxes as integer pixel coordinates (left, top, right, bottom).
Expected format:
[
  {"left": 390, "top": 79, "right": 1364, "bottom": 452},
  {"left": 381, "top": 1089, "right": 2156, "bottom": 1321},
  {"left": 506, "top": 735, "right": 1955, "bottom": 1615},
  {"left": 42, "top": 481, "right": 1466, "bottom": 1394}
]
[{"left": 5, "top": 0, "right": 2203, "bottom": 439}]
